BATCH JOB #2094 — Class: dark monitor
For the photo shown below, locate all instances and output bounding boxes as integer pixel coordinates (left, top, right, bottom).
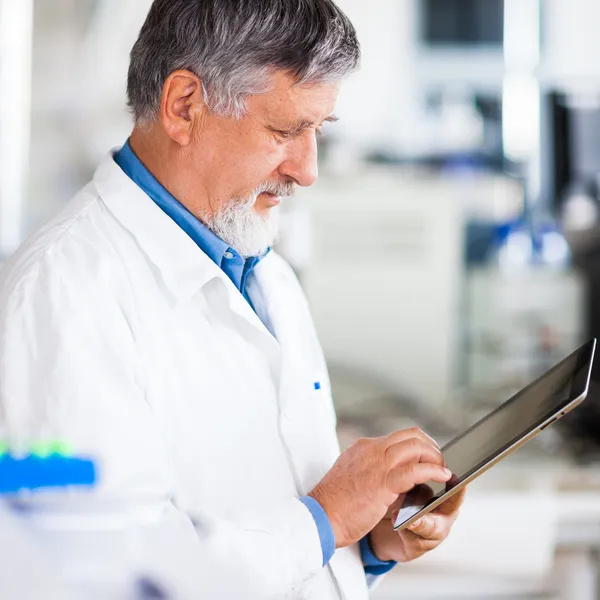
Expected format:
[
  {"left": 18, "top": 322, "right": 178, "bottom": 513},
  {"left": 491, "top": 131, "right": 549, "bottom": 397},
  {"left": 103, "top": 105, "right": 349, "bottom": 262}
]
[{"left": 422, "top": 0, "right": 504, "bottom": 47}]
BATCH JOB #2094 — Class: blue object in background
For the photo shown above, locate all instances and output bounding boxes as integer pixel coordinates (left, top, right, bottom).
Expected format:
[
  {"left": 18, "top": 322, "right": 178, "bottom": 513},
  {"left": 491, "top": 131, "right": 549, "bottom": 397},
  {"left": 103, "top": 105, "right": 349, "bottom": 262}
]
[
  {"left": 533, "top": 220, "right": 571, "bottom": 268},
  {"left": 0, "top": 454, "right": 96, "bottom": 494},
  {"left": 478, "top": 216, "right": 571, "bottom": 272}
]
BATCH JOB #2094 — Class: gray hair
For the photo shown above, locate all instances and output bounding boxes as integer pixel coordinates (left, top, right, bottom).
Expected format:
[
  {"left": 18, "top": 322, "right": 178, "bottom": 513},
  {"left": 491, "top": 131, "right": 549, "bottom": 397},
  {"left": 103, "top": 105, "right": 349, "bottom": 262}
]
[{"left": 127, "top": 0, "right": 360, "bottom": 123}]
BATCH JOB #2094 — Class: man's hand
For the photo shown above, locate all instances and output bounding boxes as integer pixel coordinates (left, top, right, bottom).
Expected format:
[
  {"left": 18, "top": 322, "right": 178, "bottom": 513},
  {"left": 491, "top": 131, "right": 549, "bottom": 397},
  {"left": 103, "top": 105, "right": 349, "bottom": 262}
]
[
  {"left": 308, "top": 428, "right": 452, "bottom": 549},
  {"left": 368, "top": 487, "right": 467, "bottom": 563}
]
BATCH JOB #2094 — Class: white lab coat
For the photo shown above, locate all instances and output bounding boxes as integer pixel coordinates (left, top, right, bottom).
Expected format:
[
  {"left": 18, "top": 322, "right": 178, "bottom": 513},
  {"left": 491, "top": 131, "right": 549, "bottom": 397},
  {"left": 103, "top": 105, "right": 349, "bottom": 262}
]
[{"left": 0, "top": 154, "right": 370, "bottom": 599}]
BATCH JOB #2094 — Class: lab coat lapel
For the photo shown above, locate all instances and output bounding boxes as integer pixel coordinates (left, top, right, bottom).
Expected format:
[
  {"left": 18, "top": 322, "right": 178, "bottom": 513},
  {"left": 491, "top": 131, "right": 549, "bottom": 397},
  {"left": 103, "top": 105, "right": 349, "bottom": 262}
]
[
  {"left": 252, "top": 257, "right": 298, "bottom": 356},
  {"left": 252, "top": 257, "right": 311, "bottom": 409},
  {"left": 216, "top": 270, "right": 282, "bottom": 385}
]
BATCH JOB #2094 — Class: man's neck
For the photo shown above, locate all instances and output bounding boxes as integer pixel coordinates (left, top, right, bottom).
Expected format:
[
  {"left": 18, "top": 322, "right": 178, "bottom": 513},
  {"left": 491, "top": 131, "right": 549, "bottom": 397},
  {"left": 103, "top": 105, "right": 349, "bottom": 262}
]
[{"left": 128, "top": 128, "right": 209, "bottom": 221}]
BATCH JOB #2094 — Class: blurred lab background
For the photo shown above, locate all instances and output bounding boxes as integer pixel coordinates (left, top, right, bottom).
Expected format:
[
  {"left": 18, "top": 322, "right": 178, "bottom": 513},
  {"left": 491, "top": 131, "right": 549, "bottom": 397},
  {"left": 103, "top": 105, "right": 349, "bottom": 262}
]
[{"left": 2, "top": 0, "right": 600, "bottom": 598}]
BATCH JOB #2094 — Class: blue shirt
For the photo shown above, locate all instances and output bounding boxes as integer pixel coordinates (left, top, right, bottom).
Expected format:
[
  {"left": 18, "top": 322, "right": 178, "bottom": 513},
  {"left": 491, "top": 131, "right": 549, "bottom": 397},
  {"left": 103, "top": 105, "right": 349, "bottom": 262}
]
[{"left": 113, "top": 140, "right": 395, "bottom": 578}]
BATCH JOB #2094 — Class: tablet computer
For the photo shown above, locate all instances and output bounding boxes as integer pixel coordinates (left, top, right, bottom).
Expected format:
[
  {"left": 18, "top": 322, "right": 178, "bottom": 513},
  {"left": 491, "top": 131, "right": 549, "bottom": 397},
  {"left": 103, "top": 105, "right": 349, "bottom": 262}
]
[{"left": 393, "top": 338, "right": 596, "bottom": 530}]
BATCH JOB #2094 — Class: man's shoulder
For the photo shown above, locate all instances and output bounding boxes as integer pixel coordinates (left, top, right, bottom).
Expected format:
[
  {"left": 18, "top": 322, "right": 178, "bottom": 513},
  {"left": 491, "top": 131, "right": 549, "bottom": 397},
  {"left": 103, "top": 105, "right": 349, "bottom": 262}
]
[
  {"left": 260, "top": 250, "right": 297, "bottom": 280},
  {"left": 0, "top": 181, "right": 124, "bottom": 306},
  {"left": 257, "top": 250, "right": 310, "bottom": 305}
]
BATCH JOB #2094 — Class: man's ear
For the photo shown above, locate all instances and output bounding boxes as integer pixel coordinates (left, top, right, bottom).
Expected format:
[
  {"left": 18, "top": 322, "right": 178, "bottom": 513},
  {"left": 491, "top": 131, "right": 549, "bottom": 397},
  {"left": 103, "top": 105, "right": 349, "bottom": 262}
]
[{"left": 159, "top": 70, "right": 205, "bottom": 147}]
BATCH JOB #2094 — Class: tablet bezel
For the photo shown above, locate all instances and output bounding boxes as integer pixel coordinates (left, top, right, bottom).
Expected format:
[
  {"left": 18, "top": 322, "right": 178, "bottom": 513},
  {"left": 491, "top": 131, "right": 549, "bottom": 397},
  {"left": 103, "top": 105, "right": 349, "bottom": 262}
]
[{"left": 393, "top": 338, "right": 597, "bottom": 531}]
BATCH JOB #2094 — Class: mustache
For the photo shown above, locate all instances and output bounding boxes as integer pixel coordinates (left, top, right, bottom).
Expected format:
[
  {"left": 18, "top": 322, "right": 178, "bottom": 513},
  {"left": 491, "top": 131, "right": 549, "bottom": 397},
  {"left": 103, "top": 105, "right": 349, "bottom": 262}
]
[{"left": 254, "top": 181, "right": 296, "bottom": 198}]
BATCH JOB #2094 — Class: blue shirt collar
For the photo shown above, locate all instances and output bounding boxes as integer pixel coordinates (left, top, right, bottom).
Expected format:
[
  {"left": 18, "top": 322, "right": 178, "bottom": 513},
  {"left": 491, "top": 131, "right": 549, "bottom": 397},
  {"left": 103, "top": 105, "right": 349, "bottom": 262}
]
[{"left": 113, "top": 140, "right": 266, "bottom": 297}]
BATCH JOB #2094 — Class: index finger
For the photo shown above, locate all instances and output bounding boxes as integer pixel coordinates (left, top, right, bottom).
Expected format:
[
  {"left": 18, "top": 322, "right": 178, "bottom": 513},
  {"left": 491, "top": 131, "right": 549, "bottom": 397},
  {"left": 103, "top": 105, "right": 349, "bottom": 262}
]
[
  {"left": 385, "top": 427, "right": 441, "bottom": 451},
  {"left": 385, "top": 438, "right": 445, "bottom": 469}
]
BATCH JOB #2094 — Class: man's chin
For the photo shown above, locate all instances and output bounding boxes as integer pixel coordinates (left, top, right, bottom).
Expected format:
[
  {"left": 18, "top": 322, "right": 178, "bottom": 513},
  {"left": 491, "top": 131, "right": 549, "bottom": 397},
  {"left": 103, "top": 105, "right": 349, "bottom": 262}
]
[
  {"left": 211, "top": 202, "right": 280, "bottom": 257},
  {"left": 228, "top": 225, "right": 279, "bottom": 258}
]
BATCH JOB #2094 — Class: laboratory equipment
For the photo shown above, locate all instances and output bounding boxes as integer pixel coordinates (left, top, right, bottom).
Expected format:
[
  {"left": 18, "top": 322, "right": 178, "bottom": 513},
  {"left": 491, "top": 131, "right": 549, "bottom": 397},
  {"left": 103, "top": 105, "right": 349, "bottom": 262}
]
[
  {"left": 300, "top": 167, "right": 519, "bottom": 410},
  {"left": 0, "top": 443, "right": 257, "bottom": 600}
]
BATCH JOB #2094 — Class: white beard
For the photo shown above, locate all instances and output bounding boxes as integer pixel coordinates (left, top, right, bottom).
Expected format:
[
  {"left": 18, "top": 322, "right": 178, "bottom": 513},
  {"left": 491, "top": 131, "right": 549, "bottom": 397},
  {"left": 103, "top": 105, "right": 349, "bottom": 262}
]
[{"left": 205, "top": 182, "right": 294, "bottom": 258}]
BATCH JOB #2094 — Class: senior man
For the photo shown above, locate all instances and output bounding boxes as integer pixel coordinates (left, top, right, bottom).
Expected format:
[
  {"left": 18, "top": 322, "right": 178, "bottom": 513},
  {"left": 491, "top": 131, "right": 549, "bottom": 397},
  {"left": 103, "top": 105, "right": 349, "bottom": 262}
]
[{"left": 0, "top": 1, "right": 464, "bottom": 598}]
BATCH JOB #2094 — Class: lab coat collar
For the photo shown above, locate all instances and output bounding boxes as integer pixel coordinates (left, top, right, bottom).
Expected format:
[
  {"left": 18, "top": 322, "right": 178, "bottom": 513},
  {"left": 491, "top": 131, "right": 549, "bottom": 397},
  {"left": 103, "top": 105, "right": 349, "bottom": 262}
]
[
  {"left": 94, "top": 152, "right": 281, "bottom": 360},
  {"left": 94, "top": 151, "right": 224, "bottom": 302}
]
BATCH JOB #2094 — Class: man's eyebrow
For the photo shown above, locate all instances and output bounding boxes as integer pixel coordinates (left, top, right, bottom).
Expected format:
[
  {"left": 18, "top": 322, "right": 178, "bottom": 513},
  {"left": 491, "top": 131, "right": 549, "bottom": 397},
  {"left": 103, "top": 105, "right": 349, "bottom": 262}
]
[{"left": 271, "top": 115, "right": 339, "bottom": 133}]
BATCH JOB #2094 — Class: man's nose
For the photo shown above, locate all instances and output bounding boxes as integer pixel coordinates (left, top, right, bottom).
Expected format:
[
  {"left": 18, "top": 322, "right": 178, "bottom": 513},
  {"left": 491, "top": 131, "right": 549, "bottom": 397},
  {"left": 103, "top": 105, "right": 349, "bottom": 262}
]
[{"left": 278, "top": 133, "right": 319, "bottom": 187}]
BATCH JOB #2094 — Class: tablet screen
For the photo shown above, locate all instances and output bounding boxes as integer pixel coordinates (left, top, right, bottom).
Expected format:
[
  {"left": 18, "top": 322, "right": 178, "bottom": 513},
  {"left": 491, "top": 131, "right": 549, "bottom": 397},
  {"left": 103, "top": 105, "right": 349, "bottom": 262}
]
[{"left": 394, "top": 339, "right": 595, "bottom": 528}]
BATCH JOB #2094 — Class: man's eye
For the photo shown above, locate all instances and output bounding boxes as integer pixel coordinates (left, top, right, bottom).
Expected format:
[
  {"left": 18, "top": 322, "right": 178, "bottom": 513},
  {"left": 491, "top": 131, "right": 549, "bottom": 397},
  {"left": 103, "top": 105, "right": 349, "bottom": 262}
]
[{"left": 275, "top": 130, "right": 292, "bottom": 139}]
